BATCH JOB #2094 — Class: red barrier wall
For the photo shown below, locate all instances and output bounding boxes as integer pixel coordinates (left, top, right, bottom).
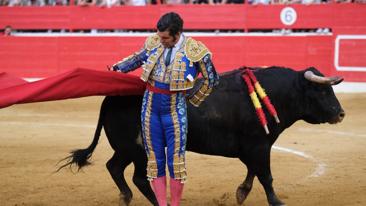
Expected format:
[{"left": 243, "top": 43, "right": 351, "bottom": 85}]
[{"left": 0, "top": 35, "right": 335, "bottom": 77}]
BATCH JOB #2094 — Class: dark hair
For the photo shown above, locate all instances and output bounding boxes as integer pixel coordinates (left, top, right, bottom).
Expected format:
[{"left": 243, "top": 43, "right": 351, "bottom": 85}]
[{"left": 157, "top": 12, "right": 183, "bottom": 37}]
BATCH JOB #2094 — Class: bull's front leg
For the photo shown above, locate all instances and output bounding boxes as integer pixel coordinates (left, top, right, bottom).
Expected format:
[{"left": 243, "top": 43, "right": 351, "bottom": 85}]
[
  {"left": 254, "top": 149, "right": 285, "bottom": 206},
  {"left": 257, "top": 171, "right": 285, "bottom": 206}
]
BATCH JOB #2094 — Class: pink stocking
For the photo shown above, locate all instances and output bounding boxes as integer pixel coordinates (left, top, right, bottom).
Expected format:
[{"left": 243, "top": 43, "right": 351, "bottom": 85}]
[
  {"left": 151, "top": 176, "right": 167, "bottom": 206},
  {"left": 170, "top": 178, "right": 184, "bottom": 206}
]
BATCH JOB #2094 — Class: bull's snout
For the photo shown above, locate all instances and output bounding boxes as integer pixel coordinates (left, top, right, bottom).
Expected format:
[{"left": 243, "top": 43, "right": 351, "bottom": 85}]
[
  {"left": 329, "top": 109, "right": 345, "bottom": 124},
  {"left": 338, "top": 110, "right": 345, "bottom": 122}
]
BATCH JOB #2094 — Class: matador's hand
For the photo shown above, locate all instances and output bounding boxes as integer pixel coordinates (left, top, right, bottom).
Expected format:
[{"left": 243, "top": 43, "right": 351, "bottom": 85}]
[{"left": 107, "top": 64, "right": 121, "bottom": 72}]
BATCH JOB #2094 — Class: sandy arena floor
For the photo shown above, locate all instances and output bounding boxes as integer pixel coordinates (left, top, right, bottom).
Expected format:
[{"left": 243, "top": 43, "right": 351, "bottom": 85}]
[{"left": 0, "top": 94, "right": 365, "bottom": 206}]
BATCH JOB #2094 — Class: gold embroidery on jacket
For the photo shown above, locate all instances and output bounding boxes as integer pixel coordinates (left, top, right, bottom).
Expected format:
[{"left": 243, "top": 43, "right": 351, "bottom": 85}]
[
  {"left": 188, "top": 60, "right": 213, "bottom": 107},
  {"left": 149, "top": 57, "right": 172, "bottom": 84},
  {"left": 142, "top": 36, "right": 209, "bottom": 92},
  {"left": 141, "top": 47, "right": 164, "bottom": 82},
  {"left": 170, "top": 51, "right": 186, "bottom": 90},
  {"left": 185, "top": 37, "right": 211, "bottom": 64},
  {"left": 144, "top": 34, "right": 161, "bottom": 51}
]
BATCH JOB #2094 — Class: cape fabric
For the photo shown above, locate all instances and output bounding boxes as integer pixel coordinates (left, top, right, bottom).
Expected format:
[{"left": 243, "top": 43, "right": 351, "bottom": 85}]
[{"left": 0, "top": 68, "right": 146, "bottom": 109}]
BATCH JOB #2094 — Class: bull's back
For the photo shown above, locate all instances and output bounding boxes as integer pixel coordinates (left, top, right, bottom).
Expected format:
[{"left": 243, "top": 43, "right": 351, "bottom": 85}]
[{"left": 185, "top": 73, "right": 263, "bottom": 157}]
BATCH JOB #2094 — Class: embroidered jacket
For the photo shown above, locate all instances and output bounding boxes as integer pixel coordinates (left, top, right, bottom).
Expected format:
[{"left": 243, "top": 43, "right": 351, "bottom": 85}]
[{"left": 112, "top": 34, "right": 219, "bottom": 107}]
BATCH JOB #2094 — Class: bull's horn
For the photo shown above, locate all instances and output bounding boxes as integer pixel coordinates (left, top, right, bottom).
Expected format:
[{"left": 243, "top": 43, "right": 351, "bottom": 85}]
[{"left": 304, "top": 71, "right": 343, "bottom": 85}]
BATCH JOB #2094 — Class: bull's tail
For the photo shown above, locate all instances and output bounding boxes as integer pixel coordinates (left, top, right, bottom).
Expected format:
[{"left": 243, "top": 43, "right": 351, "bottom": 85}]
[{"left": 56, "top": 98, "right": 107, "bottom": 172}]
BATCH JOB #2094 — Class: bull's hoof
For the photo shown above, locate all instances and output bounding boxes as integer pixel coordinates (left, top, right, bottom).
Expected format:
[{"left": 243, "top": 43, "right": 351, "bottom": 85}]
[
  {"left": 269, "top": 203, "right": 286, "bottom": 206},
  {"left": 269, "top": 199, "right": 286, "bottom": 206},
  {"left": 236, "top": 184, "right": 251, "bottom": 205},
  {"left": 119, "top": 193, "right": 132, "bottom": 206}
]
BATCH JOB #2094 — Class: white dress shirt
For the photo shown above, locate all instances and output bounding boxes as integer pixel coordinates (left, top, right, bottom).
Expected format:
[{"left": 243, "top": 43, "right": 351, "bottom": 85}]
[{"left": 163, "top": 33, "right": 184, "bottom": 65}]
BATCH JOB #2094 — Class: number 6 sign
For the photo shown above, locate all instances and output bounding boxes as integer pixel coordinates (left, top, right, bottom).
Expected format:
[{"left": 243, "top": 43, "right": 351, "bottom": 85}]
[{"left": 280, "top": 7, "right": 297, "bottom": 26}]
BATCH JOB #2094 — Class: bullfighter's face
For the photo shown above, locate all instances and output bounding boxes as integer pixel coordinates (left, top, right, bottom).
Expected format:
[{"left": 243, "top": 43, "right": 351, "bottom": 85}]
[{"left": 157, "top": 30, "right": 180, "bottom": 48}]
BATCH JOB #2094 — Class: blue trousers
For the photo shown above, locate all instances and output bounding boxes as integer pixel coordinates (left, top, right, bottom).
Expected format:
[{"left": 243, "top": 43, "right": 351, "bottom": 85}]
[{"left": 141, "top": 82, "right": 188, "bottom": 182}]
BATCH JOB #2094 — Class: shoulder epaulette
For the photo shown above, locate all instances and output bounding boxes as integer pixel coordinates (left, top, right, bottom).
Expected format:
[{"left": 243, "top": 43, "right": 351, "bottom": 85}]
[
  {"left": 184, "top": 37, "right": 211, "bottom": 62},
  {"left": 144, "top": 34, "right": 161, "bottom": 51}
]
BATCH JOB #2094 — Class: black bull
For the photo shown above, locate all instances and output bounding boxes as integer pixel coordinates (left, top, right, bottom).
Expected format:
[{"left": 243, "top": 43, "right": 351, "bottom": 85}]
[{"left": 59, "top": 66, "right": 345, "bottom": 206}]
